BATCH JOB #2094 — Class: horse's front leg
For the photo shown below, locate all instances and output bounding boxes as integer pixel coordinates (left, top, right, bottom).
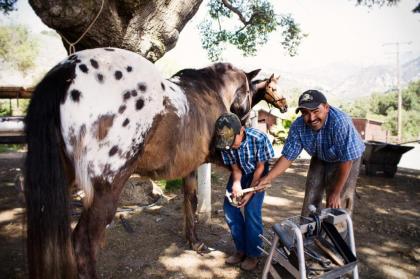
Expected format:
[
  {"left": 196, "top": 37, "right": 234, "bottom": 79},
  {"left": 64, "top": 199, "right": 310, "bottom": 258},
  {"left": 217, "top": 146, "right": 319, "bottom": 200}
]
[
  {"left": 182, "top": 170, "right": 208, "bottom": 252},
  {"left": 72, "top": 179, "right": 126, "bottom": 278}
]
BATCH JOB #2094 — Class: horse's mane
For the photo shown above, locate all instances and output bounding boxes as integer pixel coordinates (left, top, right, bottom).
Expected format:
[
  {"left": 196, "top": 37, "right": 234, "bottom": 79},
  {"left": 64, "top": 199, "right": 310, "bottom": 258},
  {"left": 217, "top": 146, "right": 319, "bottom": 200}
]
[{"left": 171, "top": 63, "right": 237, "bottom": 94}]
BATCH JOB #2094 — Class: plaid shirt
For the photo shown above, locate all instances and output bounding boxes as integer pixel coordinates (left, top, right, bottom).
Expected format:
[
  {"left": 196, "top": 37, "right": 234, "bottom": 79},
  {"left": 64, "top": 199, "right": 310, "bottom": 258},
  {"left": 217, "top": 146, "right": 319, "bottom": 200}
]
[
  {"left": 282, "top": 106, "right": 365, "bottom": 162},
  {"left": 221, "top": 128, "right": 274, "bottom": 175}
]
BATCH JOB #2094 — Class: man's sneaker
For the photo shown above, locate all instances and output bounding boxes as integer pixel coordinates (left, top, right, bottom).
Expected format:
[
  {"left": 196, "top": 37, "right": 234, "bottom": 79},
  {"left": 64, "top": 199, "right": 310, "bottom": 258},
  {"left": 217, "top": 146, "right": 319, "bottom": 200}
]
[
  {"left": 225, "top": 251, "right": 245, "bottom": 265},
  {"left": 240, "top": 256, "right": 258, "bottom": 271}
]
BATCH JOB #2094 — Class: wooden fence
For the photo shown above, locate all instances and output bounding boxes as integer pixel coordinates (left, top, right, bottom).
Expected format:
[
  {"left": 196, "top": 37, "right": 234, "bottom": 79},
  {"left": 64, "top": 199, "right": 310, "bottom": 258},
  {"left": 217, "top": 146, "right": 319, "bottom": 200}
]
[{"left": 0, "top": 86, "right": 32, "bottom": 144}]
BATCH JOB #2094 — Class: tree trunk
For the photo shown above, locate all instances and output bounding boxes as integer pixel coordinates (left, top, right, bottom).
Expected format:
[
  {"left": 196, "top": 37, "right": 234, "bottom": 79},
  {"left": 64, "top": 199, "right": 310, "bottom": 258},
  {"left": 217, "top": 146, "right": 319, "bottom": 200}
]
[{"left": 29, "top": 0, "right": 204, "bottom": 62}]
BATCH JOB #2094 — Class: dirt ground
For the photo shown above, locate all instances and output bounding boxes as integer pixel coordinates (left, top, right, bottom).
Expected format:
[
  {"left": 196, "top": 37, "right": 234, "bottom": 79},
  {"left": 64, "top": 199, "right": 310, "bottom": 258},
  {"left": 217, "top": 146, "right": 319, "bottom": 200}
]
[{"left": 0, "top": 152, "right": 419, "bottom": 279}]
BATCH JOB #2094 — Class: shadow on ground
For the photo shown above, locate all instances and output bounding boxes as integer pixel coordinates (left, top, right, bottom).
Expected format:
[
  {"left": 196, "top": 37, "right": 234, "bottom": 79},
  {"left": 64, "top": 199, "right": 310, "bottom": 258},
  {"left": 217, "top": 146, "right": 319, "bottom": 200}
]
[{"left": 0, "top": 154, "right": 418, "bottom": 278}]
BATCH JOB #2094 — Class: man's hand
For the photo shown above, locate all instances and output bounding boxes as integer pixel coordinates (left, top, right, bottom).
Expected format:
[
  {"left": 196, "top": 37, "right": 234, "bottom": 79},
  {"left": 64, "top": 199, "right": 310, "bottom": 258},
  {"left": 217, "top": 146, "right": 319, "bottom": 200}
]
[
  {"left": 238, "top": 192, "right": 253, "bottom": 208},
  {"left": 327, "top": 191, "right": 341, "bottom": 208},
  {"left": 255, "top": 176, "right": 271, "bottom": 191}
]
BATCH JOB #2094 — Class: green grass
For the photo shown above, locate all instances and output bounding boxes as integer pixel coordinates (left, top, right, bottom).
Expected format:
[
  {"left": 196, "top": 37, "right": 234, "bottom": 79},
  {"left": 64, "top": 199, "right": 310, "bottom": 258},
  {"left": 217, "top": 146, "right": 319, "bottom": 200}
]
[
  {"left": 155, "top": 179, "right": 183, "bottom": 192},
  {"left": 0, "top": 144, "right": 25, "bottom": 153}
]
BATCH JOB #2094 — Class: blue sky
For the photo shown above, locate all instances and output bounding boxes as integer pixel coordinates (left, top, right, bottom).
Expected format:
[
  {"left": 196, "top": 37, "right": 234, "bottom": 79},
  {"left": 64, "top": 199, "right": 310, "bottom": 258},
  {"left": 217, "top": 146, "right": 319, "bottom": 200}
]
[{"left": 1, "top": 0, "right": 419, "bottom": 72}]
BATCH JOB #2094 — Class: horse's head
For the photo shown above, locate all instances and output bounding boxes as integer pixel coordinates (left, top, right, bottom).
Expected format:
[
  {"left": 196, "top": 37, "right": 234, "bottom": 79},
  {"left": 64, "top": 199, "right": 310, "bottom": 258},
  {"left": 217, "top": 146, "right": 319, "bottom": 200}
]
[
  {"left": 250, "top": 73, "right": 288, "bottom": 113},
  {"left": 210, "top": 63, "right": 254, "bottom": 124}
]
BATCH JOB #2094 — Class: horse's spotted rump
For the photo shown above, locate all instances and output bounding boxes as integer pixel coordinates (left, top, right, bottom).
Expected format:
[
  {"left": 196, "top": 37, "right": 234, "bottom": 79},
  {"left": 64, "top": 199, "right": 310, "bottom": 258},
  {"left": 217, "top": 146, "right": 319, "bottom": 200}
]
[
  {"left": 115, "top": 71, "right": 123, "bottom": 80},
  {"left": 71, "top": 89, "right": 81, "bottom": 102},
  {"left": 60, "top": 47, "right": 189, "bottom": 186},
  {"left": 135, "top": 98, "right": 144, "bottom": 110},
  {"left": 104, "top": 48, "right": 115, "bottom": 51},
  {"left": 79, "top": 64, "right": 88, "bottom": 73},
  {"left": 90, "top": 59, "right": 99, "bottom": 69}
]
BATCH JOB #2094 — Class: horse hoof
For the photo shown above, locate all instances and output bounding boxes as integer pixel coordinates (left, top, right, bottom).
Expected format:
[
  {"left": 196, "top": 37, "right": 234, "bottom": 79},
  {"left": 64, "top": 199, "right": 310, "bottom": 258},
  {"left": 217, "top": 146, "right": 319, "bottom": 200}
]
[{"left": 192, "top": 242, "right": 210, "bottom": 254}]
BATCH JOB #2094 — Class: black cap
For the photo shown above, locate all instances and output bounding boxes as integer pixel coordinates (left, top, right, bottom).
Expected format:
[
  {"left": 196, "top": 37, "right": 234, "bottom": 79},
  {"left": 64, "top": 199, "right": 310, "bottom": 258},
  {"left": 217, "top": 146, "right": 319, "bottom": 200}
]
[
  {"left": 295, "top": 90, "right": 328, "bottom": 113},
  {"left": 215, "top": 113, "right": 242, "bottom": 150}
]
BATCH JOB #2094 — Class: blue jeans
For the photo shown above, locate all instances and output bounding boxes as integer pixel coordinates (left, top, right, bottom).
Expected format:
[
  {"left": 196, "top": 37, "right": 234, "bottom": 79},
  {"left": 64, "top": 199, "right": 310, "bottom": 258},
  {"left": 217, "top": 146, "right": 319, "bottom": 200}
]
[{"left": 223, "top": 163, "right": 269, "bottom": 257}]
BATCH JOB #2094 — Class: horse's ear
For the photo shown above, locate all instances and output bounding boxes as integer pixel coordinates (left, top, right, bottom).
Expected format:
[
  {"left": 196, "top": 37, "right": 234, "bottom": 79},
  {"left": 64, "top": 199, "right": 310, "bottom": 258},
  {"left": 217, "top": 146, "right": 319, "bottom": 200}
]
[
  {"left": 269, "top": 73, "right": 275, "bottom": 81},
  {"left": 246, "top": 69, "right": 261, "bottom": 81}
]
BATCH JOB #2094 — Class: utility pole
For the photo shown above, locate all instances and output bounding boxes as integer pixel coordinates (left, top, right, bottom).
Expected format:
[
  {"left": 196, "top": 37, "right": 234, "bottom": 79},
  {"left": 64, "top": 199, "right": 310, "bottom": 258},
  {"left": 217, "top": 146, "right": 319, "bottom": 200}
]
[{"left": 383, "top": 41, "right": 411, "bottom": 143}]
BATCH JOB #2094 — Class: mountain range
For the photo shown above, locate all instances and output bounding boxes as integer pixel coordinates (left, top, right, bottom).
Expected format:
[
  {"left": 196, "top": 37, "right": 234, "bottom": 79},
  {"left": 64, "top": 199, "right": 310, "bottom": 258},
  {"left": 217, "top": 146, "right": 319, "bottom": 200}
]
[{"left": 261, "top": 57, "right": 419, "bottom": 102}]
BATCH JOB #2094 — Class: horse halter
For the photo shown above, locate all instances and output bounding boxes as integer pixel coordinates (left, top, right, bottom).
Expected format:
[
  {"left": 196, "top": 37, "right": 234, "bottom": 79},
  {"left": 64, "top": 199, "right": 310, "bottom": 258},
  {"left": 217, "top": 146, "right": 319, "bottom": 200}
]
[
  {"left": 264, "top": 83, "right": 286, "bottom": 107},
  {"left": 238, "top": 89, "right": 252, "bottom": 122}
]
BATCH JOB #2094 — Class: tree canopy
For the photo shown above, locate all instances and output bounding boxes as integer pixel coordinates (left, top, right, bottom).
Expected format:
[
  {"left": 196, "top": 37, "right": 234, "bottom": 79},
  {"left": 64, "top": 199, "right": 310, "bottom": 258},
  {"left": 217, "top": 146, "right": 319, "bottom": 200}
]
[
  {"left": 341, "top": 80, "right": 420, "bottom": 141},
  {"left": 0, "top": 24, "right": 39, "bottom": 73},
  {"left": 0, "top": 0, "right": 415, "bottom": 62}
]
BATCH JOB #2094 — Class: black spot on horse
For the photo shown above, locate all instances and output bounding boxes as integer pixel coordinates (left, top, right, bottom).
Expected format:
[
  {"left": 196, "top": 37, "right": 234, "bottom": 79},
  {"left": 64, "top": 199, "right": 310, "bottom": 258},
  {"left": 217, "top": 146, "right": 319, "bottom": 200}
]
[
  {"left": 96, "top": 73, "right": 104, "bottom": 83},
  {"left": 122, "top": 118, "right": 130, "bottom": 127},
  {"left": 126, "top": 66, "right": 132, "bottom": 72},
  {"left": 118, "top": 104, "right": 126, "bottom": 114},
  {"left": 79, "top": 64, "right": 88, "bottom": 73},
  {"left": 131, "top": 90, "right": 137, "bottom": 97},
  {"left": 104, "top": 48, "right": 115, "bottom": 51},
  {"left": 90, "top": 59, "right": 99, "bottom": 69},
  {"left": 122, "top": 90, "right": 131, "bottom": 101},
  {"left": 115, "top": 71, "right": 123, "bottom": 80},
  {"left": 161, "top": 82, "right": 166, "bottom": 90},
  {"left": 135, "top": 98, "right": 145, "bottom": 110},
  {"left": 71, "top": 89, "right": 81, "bottom": 102},
  {"left": 138, "top": 82, "right": 147, "bottom": 92},
  {"left": 109, "top": 145, "right": 118, "bottom": 156},
  {"left": 170, "top": 86, "right": 175, "bottom": 91},
  {"left": 75, "top": 59, "right": 81, "bottom": 63}
]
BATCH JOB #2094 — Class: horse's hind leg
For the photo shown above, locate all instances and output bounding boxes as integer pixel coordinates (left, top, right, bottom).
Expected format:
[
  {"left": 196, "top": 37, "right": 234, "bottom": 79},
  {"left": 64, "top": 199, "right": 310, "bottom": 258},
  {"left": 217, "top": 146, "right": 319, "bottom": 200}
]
[
  {"left": 182, "top": 170, "right": 207, "bottom": 252},
  {"left": 72, "top": 177, "right": 128, "bottom": 278}
]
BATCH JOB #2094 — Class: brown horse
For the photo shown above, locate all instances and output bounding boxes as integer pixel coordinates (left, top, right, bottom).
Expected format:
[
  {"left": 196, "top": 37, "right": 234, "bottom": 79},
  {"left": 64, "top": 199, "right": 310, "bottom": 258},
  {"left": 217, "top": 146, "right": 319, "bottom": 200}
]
[{"left": 24, "top": 47, "right": 287, "bottom": 279}]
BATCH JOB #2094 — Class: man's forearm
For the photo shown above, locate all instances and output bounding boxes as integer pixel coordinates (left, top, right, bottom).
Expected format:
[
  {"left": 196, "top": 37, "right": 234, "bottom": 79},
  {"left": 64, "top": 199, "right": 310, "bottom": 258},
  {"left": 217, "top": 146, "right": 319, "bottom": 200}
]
[
  {"left": 231, "top": 165, "right": 243, "bottom": 193},
  {"left": 250, "top": 163, "right": 265, "bottom": 187},
  {"left": 333, "top": 161, "right": 353, "bottom": 195},
  {"left": 266, "top": 156, "right": 293, "bottom": 181}
]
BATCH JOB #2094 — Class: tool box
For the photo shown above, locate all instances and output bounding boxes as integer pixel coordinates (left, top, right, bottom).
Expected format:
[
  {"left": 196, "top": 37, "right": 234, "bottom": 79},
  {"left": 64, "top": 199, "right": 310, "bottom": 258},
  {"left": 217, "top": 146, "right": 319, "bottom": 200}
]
[{"left": 259, "top": 207, "right": 358, "bottom": 279}]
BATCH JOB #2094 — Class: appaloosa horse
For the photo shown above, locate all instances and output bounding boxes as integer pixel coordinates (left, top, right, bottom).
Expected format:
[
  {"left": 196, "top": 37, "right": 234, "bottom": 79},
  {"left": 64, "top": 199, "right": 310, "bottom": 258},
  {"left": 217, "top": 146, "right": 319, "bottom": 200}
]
[{"left": 24, "top": 47, "right": 287, "bottom": 279}]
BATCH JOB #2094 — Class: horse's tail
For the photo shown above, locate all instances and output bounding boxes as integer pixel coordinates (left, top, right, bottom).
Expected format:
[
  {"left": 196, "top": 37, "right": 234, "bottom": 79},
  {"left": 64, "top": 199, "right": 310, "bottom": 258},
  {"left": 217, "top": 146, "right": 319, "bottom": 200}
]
[{"left": 24, "top": 62, "right": 77, "bottom": 279}]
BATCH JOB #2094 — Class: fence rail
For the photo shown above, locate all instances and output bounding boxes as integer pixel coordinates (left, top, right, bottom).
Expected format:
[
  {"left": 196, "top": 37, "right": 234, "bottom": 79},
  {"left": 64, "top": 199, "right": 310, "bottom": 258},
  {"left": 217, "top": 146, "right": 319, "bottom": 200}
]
[
  {"left": 0, "top": 86, "right": 33, "bottom": 99},
  {"left": 0, "top": 116, "right": 25, "bottom": 144}
]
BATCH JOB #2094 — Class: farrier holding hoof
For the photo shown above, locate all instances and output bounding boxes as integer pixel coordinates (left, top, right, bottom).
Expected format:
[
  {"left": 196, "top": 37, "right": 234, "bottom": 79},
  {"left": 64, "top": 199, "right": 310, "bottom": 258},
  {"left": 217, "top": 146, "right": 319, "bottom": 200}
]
[
  {"left": 215, "top": 113, "right": 274, "bottom": 271},
  {"left": 257, "top": 90, "right": 365, "bottom": 217}
]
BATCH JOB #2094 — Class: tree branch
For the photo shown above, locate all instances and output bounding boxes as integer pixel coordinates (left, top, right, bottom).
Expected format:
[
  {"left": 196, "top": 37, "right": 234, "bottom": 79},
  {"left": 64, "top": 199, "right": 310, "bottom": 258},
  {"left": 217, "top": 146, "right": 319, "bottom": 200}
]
[{"left": 221, "top": 0, "right": 248, "bottom": 24}]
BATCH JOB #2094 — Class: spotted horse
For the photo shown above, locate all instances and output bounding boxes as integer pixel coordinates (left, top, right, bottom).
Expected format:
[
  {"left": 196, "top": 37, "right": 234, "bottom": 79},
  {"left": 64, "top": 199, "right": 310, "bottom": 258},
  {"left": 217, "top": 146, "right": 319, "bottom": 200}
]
[{"left": 24, "top": 47, "right": 288, "bottom": 279}]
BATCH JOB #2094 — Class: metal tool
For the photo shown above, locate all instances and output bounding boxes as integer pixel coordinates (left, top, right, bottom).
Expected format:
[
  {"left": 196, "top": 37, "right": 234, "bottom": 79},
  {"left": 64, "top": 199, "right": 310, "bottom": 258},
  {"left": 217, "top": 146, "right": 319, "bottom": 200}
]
[
  {"left": 225, "top": 183, "right": 271, "bottom": 207},
  {"left": 259, "top": 207, "right": 359, "bottom": 279}
]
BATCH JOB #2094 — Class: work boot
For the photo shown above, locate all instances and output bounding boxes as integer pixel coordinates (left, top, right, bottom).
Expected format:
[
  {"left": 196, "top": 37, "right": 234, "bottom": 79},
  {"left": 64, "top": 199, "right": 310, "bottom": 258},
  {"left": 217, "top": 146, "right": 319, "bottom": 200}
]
[
  {"left": 225, "top": 251, "right": 245, "bottom": 265},
  {"left": 240, "top": 256, "right": 258, "bottom": 271}
]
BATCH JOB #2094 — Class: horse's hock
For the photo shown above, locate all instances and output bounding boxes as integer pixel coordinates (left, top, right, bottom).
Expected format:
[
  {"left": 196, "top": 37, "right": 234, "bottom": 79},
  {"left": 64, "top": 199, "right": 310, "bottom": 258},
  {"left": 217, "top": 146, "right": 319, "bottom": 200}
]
[{"left": 119, "top": 175, "right": 163, "bottom": 206}]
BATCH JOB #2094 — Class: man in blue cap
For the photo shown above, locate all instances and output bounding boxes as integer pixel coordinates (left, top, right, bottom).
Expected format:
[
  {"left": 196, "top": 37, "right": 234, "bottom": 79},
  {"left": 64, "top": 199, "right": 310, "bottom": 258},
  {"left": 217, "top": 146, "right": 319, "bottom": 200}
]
[
  {"left": 257, "top": 90, "right": 365, "bottom": 216},
  {"left": 215, "top": 112, "right": 274, "bottom": 271}
]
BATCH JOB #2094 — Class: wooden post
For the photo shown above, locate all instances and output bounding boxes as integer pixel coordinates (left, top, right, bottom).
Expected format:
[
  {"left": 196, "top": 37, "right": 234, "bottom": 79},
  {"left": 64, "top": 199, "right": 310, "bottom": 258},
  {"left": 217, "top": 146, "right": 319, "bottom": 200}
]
[
  {"left": 197, "top": 163, "right": 211, "bottom": 222},
  {"left": 250, "top": 109, "right": 258, "bottom": 128}
]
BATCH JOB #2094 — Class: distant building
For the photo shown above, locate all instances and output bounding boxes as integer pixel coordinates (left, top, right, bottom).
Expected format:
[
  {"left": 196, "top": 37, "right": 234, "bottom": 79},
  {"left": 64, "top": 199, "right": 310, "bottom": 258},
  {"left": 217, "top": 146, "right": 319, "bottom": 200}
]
[{"left": 352, "top": 118, "right": 388, "bottom": 142}]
